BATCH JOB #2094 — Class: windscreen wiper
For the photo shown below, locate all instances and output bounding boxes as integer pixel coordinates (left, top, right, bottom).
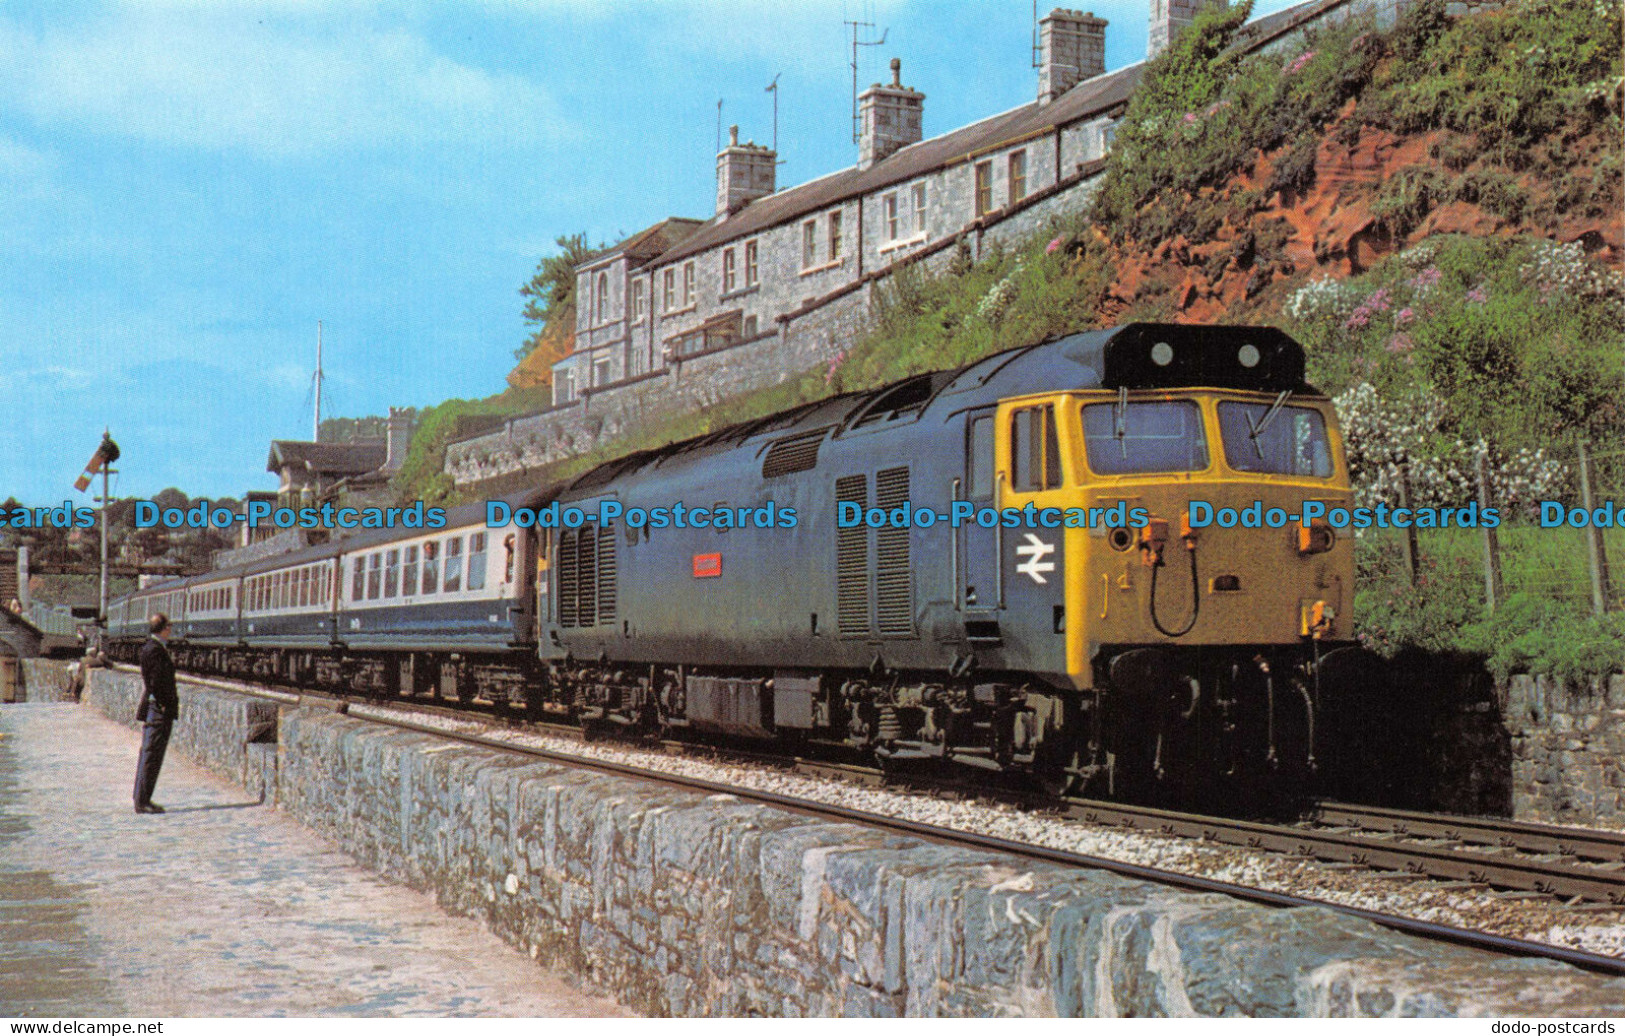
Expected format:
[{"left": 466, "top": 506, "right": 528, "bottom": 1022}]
[
  {"left": 1113, "top": 386, "right": 1129, "bottom": 458},
  {"left": 1245, "top": 390, "right": 1291, "bottom": 459}
]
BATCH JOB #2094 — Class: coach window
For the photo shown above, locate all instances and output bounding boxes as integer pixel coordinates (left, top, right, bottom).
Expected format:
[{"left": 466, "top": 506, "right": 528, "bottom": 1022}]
[
  {"left": 352, "top": 558, "right": 365, "bottom": 601},
  {"left": 385, "top": 549, "right": 400, "bottom": 598},
  {"left": 467, "top": 533, "right": 487, "bottom": 591},
  {"left": 1010, "top": 405, "right": 1061, "bottom": 492},
  {"left": 297, "top": 568, "right": 309, "bottom": 608},
  {"left": 402, "top": 545, "right": 419, "bottom": 596},
  {"left": 443, "top": 537, "right": 464, "bottom": 593},
  {"left": 422, "top": 541, "right": 440, "bottom": 595},
  {"left": 367, "top": 553, "right": 382, "bottom": 600}
]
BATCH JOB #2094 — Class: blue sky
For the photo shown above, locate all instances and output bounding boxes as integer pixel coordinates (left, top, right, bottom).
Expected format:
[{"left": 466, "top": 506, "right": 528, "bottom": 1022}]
[{"left": 0, "top": 0, "right": 1297, "bottom": 505}]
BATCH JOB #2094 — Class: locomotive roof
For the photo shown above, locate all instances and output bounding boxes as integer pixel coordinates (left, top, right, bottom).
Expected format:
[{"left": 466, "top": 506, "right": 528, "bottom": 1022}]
[{"left": 564, "top": 322, "right": 1312, "bottom": 491}]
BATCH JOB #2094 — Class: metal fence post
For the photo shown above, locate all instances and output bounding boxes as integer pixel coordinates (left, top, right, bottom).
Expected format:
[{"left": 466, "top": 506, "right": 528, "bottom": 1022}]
[
  {"left": 1580, "top": 442, "right": 1613, "bottom": 615},
  {"left": 1477, "top": 452, "right": 1503, "bottom": 613},
  {"left": 1398, "top": 465, "right": 1420, "bottom": 586}
]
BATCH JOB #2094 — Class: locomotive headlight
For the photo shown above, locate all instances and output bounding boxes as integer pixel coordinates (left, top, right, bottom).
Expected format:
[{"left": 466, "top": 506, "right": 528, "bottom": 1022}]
[
  {"left": 1237, "top": 344, "right": 1260, "bottom": 368},
  {"left": 1150, "top": 341, "right": 1174, "bottom": 366}
]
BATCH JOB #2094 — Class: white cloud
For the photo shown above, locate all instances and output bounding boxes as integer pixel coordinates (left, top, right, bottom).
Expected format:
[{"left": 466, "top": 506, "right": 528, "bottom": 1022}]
[{"left": 0, "top": 7, "right": 572, "bottom": 158}]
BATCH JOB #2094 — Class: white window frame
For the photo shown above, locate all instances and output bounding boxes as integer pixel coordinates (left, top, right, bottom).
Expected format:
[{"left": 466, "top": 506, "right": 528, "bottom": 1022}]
[
  {"left": 828, "top": 211, "right": 843, "bottom": 259},
  {"left": 631, "top": 279, "right": 646, "bottom": 323},
  {"left": 662, "top": 269, "right": 675, "bottom": 312},
  {"left": 912, "top": 182, "right": 928, "bottom": 234},
  {"left": 884, "top": 193, "right": 899, "bottom": 241},
  {"left": 682, "top": 261, "right": 695, "bottom": 307},
  {"left": 801, "top": 220, "right": 817, "bottom": 269},
  {"left": 722, "top": 248, "right": 737, "bottom": 293},
  {"left": 745, "top": 240, "right": 759, "bottom": 285}
]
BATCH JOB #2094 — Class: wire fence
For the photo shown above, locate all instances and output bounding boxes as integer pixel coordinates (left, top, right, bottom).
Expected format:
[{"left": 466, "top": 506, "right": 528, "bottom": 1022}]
[{"left": 1363, "top": 440, "right": 1623, "bottom": 617}]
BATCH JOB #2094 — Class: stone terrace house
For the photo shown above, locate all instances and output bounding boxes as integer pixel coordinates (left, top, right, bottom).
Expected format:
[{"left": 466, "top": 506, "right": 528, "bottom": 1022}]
[
  {"left": 551, "top": 7, "right": 1127, "bottom": 407},
  {"left": 456, "top": 0, "right": 1396, "bottom": 489}
]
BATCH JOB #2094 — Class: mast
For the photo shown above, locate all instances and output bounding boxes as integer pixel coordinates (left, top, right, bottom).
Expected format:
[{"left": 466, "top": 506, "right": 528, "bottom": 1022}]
[{"left": 313, "top": 320, "right": 323, "bottom": 443}]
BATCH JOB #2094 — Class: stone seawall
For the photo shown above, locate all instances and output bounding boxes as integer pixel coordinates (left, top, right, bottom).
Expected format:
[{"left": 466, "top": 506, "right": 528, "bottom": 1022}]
[
  {"left": 1507, "top": 673, "right": 1625, "bottom": 825},
  {"left": 271, "top": 707, "right": 1625, "bottom": 1017},
  {"left": 53, "top": 666, "right": 1625, "bottom": 1016},
  {"left": 81, "top": 667, "right": 279, "bottom": 796},
  {"left": 19, "top": 658, "right": 77, "bottom": 702}
]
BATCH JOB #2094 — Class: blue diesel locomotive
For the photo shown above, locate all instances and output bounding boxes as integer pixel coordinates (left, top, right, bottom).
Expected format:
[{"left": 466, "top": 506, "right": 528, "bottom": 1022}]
[{"left": 109, "top": 324, "right": 1363, "bottom": 800}]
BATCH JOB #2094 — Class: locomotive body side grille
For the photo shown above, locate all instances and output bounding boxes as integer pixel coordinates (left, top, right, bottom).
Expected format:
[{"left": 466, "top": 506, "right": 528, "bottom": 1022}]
[
  {"left": 762, "top": 430, "right": 826, "bottom": 478},
  {"left": 558, "top": 528, "right": 578, "bottom": 628},
  {"left": 576, "top": 523, "right": 597, "bottom": 628},
  {"left": 835, "top": 474, "right": 870, "bottom": 637},
  {"left": 874, "top": 465, "right": 914, "bottom": 637},
  {"left": 597, "top": 523, "right": 617, "bottom": 625}
]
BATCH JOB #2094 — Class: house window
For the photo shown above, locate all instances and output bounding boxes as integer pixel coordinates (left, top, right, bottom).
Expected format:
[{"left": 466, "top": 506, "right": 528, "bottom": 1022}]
[
  {"left": 974, "top": 161, "right": 994, "bottom": 216},
  {"left": 723, "top": 248, "right": 737, "bottom": 293},
  {"left": 1008, "top": 150, "right": 1027, "bottom": 204},
  {"left": 884, "top": 193, "right": 899, "bottom": 240},
  {"left": 594, "top": 357, "right": 612, "bottom": 387},
  {"left": 595, "top": 272, "right": 609, "bottom": 324},
  {"left": 632, "top": 279, "right": 645, "bottom": 322},
  {"left": 663, "top": 269, "right": 676, "bottom": 311},
  {"left": 828, "top": 211, "right": 843, "bottom": 259},
  {"left": 802, "top": 220, "right": 817, "bottom": 268},
  {"left": 745, "top": 240, "right": 759, "bottom": 285},
  {"left": 912, "top": 182, "right": 927, "bottom": 234},
  {"left": 743, "top": 315, "right": 758, "bottom": 337},
  {"left": 682, "top": 261, "right": 695, "bottom": 307}
]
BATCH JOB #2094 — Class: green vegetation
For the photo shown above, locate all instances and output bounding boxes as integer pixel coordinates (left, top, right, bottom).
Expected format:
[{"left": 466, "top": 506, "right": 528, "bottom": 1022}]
[
  {"left": 392, "top": 388, "right": 550, "bottom": 506},
  {"left": 1356, "top": 526, "right": 1625, "bottom": 681},
  {"left": 516, "top": 232, "right": 598, "bottom": 362}
]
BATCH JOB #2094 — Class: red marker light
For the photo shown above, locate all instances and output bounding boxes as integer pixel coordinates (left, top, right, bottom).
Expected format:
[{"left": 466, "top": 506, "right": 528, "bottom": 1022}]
[{"left": 692, "top": 553, "right": 722, "bottom": 578}]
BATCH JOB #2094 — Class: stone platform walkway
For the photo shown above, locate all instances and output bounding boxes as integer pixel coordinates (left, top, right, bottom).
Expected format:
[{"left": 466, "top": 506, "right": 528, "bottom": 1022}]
[{"left": 0, "top": 703, "right": 627, "bottom": 1017}]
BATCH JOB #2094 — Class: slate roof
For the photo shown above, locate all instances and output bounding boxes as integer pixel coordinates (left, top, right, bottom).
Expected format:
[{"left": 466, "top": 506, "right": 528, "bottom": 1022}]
[
  {"left": 265, "top": 440, "right": 387, "bottom": 477},
  {"left": 649, "top": 0, "right": 1348, "bottom": 268}
]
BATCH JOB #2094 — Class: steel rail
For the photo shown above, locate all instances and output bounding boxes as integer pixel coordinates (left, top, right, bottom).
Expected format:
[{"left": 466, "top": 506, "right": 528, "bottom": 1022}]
[
  {"left": 115, "top": 665, "right": 1625, "bottom": 975},
  {"left": 1314, "top": 801, "right": 1625, "bottom": 864}
]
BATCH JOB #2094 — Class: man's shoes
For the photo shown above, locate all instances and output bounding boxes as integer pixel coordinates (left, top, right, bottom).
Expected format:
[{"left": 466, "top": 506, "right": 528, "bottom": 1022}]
[{"left": 134, "top": 803, "right": 165, "bottom": 814}]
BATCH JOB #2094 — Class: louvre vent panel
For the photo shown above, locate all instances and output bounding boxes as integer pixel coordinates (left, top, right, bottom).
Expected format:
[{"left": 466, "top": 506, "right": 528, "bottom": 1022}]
[
  {"left": 597, "top": 524, "right": 617, "bottom": 625},
  {"left": 874, "top": 466, "right": 914, "bottom": 637},
  {"left": 761, "top": 430, "right": 826, "bottom": 478},
  {"left": 575, "top": 524, "right": 597, "bottom": 628},
  {"left": 557, "top": 529, "right": 578, "bottom": 628},
  {"left": 835, "top": 474, "right": 870, "bottom": 637}
]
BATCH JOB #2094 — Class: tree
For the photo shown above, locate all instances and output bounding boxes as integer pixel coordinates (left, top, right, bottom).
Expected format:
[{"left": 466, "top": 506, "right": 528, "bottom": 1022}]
[{"left": 515, "top": 233, "right": 599, "bottom": 362}]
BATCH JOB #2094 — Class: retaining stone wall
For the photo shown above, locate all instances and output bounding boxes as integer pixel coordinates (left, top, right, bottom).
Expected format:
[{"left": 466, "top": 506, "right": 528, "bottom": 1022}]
[
  {"left": 1506, "top": 674, "right": 1625, "bottom": 825},
  {"left": 81, "top": 667, "right": 279, "bottom": 794},
  {"left": 270, "top": 706, "right": 1625, "bottom": 1017},
  {"left": 19, "top": 658, "right": 78, "bottom": 702}
]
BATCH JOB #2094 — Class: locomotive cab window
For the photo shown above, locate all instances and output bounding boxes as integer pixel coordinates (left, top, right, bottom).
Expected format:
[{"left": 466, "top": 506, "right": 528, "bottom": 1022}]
[
  {"left": 1010, "top": 405, "right": 1061, "bottom": 492},
  {"left": 1082, "top": 400, "right": 1208, "bottom": 475},
  {"left": 967, "top": 415, "right": 994, "bottom": 498},
  {"left": 1218, "top": 401, "right": 1332, "bottom": 477}
]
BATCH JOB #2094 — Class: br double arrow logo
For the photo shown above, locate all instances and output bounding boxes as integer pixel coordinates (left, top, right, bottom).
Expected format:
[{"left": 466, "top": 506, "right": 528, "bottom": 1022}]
[{"left": 1015, "top": 534, "right": 1056, "bottom": 584}]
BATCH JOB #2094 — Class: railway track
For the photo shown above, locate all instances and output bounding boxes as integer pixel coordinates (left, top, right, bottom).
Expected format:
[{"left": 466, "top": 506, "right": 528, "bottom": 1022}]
[{"left": 106, "top": 663, "right": 1625, "bottom": 977}]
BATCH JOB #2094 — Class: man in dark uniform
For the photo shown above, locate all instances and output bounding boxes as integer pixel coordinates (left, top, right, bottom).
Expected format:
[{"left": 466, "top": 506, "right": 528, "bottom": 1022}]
[{"left": 134, "top": 613, "right": 178, "bottom": 814}]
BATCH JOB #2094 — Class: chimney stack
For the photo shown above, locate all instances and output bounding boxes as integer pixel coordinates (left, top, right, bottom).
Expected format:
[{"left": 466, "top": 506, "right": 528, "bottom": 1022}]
[
  {"left": 1038, "top": 10, "right": 1107, "bottom": 105},
  {"left": 1150, "top": 0, "right": 1222, "bottom": 58},
  {"left": 858, "top": 58, "right": 924, "bottom": 170},
  {"left": 384, "top": 407, "right": 411, "bottom": 473},
  {"left": 715, "top": 124, "right": 777, "bottom": 217}
]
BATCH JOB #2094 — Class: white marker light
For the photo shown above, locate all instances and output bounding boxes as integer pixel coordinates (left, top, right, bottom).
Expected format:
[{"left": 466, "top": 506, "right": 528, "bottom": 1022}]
[
  {"left": 1238, "top": 344, "right": 1260, "bottom": 368},
  {"left": 1150, "top": 342, "right": 1174, "bottom": 366}
]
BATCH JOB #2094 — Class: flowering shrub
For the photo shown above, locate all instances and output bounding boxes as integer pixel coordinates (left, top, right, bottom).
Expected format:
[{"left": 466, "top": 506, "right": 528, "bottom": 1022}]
[{"left": 1333, "top": 382, "right": 1568, "bottom": 511}]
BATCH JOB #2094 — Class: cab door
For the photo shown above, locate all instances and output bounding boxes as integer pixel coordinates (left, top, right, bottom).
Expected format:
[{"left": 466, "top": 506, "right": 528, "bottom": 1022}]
[{"left": 956, "top": 410, "right": 1000, "bottom": 626}]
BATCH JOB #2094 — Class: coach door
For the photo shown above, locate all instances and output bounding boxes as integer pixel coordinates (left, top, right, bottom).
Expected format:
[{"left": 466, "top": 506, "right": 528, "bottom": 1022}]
[{"left": 957, "top": 410, "right": 1001, "bottom": 631}]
